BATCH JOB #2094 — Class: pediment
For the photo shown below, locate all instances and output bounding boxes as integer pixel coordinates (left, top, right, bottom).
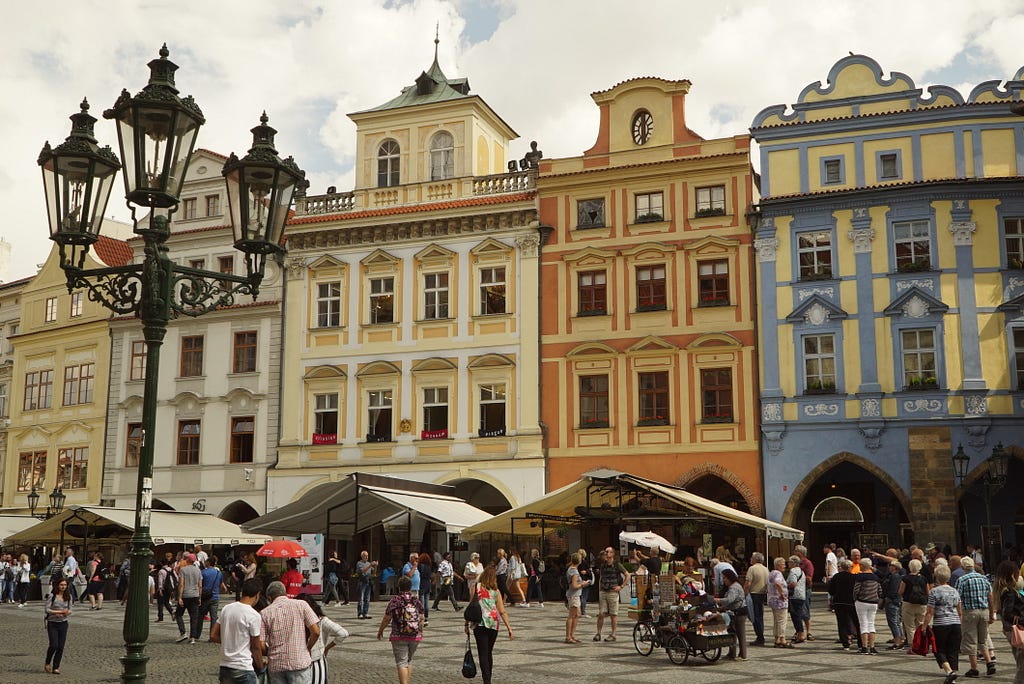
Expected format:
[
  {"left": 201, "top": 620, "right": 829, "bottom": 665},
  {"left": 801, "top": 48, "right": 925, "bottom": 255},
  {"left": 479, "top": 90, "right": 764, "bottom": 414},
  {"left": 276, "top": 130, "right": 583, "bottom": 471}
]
[
  {"left": 468, "top": 353, "right": 515, "bottom": 368},
  {"left": 620, "top": 242, "right": 675, "bottom": 259},
  {"left": 361, "top": 249, "right": 400, "bottom": 269},
  {"left": 308, "top": 255, "right": 346, "bottom": 271},
  {"left": 52, "top": 420, "right": 93, "bottom": 440},
  {"left": 225, "top": 387, "right": 261, "bottom": 412},
  {"left": 626, "top": 336, "right": 677, "bottom": 353},
  {"left": 414, "top": 244, "right": 456, "bottom": 265},
  {"left": 685, "top": 332, "right": 742, "bottom": 350},
  {"left": 883, "top": 287, "right": 949, "bottom": 318},
  {"left": 562, "top": 246, "right": 616, "bottom": 265},
  {"left": 997, "top": 292, "right": 1024, "bottom": 314},
  {"left": 11, "top": 424, "right": 53, "bottom": 446},
  {"left": 411, "top": 357, "right": 458, "bottom": 373},
  {"left": 683, "top": 235, "right": 739, "bottom": 254},
  {"left": 567, "top": 342, "right": 617, "bottom": 357},
  {"left": 357, "top": 360, "right": 402, "bottom": 377},
  {"left": 470, "top": 238, "right": 512, "bottom": 258},
  {"left": 304, "top": 365, "right": 347, "bottom": 380},
  {"left": 786, "top": 294, "right": 849, "bottom": 325}
]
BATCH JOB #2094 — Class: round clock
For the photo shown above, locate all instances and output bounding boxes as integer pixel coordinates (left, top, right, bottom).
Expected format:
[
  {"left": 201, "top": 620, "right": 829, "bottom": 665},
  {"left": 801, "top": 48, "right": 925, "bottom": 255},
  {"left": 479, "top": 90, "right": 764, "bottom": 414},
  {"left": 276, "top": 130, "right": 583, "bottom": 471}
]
[{"left": 632, "top": 110, "right": 653, "bottom": 145}]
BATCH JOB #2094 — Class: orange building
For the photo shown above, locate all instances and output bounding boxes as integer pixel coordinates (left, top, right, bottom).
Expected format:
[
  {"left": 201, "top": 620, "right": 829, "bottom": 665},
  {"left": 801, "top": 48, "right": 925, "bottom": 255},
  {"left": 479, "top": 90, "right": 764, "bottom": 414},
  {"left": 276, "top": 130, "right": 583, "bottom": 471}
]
[{"left": 537, "top": 78, "right": 763, "bottom": 515}]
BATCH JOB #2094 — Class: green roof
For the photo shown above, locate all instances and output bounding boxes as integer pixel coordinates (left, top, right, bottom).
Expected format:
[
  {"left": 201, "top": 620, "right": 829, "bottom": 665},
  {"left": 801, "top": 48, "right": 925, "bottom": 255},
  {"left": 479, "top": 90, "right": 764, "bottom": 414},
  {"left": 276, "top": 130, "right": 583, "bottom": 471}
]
[{"left": 357, "top": 51, "right": 471, "bottom": 113}]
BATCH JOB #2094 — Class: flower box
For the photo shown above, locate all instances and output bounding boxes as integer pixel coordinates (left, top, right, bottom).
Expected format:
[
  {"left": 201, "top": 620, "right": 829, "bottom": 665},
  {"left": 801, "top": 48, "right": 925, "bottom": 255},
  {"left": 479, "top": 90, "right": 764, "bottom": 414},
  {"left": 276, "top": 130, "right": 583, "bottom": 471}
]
[
  {"left": 420, "top": 429, "right": 449, "bottom": 440},
  {"left": 579, "top": 419, "right": 610, "bottom": 429},
  {"left": 637, "top": 417, "right": 668, "bottom": 427},
  {"left": 694, "top": 207, "right": 726, "bottom": 218},
  {"left": 701, "top": 414, "right": 733, "bottom": 424},
  {"left": 634, "top": 213, "right": 664, "bottom": 224},
  {"left": 478, "top": 427, "right": 506, "bottom": 438},
  {"left": 312, "top": 433, "right": 337, "bottom": 445}
]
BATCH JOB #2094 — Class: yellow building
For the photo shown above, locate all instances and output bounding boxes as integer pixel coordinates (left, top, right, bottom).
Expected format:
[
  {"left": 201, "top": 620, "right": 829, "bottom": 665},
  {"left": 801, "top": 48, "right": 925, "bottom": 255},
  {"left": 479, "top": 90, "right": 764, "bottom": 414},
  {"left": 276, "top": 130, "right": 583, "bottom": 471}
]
[
  {"left": 1, "top": 236, "right": 131, "bottom": 513},
  {"left": 751, "top": 55, "right": 1024, "bottom": 550},
  {"left": 273, "top": 45, "right": 545, "bottom": 539},
  {"left": 538, "top": 77, "right": 762, "bottom": 518}
]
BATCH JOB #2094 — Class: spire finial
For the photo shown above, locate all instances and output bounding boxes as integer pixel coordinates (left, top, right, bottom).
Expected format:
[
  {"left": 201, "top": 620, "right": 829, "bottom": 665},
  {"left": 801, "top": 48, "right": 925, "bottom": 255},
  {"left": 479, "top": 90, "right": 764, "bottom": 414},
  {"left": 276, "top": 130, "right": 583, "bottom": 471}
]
[{"left": 434, "top": 22, "right": 439, "bottom": 62}]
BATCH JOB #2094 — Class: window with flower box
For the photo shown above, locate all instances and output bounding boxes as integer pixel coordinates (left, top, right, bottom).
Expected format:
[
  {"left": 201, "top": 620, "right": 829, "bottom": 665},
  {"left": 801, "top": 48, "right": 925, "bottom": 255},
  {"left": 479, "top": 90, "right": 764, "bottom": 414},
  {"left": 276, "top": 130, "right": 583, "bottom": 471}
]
[
  {"left": 697, "top": 260, "right": 729, "bottom": 306},
  {"left": 635, "top": 265, "right": 666, "bottom": 311},
  {"left": 695, "top": 186, "right": 726, "bottom": 217},
  {"left": 421, "top": 387, "right": 449, "bottom": 439},
  {"left": 634, "top": 192, "right": 664, "bottom": 223},
  {"left": 901, "top": 328, "right": 938, "bottom": 390},
  {"left": 579, "top": 375, "right": 609, "bottom": 428},
  {"left": 637, "top": 372, "right": 669, "bottom": 426},
  {"left": 313, "top": 393, "right": 338, "bottom": 444},
  {"left": 701, "top": 368, "right": 733, "bottom": 423},
  {"left": 894, "top": 220, "right": 931, "bottom": 272},
  {"left": 803, "top": 334, "right": 837, "bottom": 394},
  {"left": 578, "top": 270, "right": 607, "bottom": 315}
]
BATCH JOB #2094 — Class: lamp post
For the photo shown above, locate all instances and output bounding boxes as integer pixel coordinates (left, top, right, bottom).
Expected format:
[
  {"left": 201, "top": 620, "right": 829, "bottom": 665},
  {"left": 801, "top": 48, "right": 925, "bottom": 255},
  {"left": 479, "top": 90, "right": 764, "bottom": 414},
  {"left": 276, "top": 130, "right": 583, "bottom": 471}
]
[
  {"left": 951, "top": 442, "right": 1008, "bottom": 574},
  {"left": 37, "top": 45, "right": 303, "bottom": 683},
  {"left": 27, "top": 486, "right": 67, "bottom": 520}
]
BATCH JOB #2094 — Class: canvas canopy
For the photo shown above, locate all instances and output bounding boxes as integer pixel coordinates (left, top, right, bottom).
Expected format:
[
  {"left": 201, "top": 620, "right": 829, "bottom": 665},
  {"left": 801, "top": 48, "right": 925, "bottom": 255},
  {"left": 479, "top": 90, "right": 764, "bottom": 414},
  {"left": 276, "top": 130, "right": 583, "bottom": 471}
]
[
  {"left": 4, "top": 505, "right": 271, "bottom": 546},
  {"left": 460, "top": 469, "right": 804, "bottom": 542},
  {"left": 244, "top": 472, "right": 491, "bottom": 538},
  {"left": 0, "top": 515, "right": 38, "bottom": 546}
]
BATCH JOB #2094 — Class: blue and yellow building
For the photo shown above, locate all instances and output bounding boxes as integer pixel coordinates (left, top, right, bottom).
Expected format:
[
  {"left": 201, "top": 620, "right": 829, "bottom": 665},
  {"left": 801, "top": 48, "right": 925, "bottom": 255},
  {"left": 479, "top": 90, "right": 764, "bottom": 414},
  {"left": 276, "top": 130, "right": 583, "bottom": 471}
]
[{"left": 751, "top": 55, "right": 1024, "bottom": 551}]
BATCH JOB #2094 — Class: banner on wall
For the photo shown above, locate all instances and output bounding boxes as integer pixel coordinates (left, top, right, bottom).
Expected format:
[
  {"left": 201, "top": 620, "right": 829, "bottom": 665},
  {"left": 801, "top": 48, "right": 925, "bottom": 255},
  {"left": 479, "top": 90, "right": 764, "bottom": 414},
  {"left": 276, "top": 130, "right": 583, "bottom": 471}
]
[{"left": 299, "top": 533, "right": 324, "bottom": 594}]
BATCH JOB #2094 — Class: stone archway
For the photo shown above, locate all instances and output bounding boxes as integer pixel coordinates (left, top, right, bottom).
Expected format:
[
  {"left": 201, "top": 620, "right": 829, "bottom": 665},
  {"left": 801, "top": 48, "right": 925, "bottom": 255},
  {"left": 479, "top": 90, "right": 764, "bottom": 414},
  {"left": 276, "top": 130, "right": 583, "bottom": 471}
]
[
  {"left": 675, "top": 462, "right": 762, "bottom": 517},
  {"left": 219, "top": 499, "right": 260, "bottom": 525},
  {"left": 781, "top": 452, "right": 913, "bottom": 531}
]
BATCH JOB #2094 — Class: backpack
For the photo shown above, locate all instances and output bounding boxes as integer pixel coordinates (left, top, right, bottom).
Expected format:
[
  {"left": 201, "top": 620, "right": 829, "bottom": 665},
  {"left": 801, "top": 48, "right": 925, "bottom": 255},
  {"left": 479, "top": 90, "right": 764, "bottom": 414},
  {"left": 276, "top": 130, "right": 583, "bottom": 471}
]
[
  {"left": 3, "top": 565, "right": 14, "bottom": 582},
  {"left": 395, "top": 595, "right": 422, "bottom": 637},
  {"left": 537, "top": 559, "right": 546, "bottom": 574},
  {"left": 905, "top": 574, "right": 927, "bottom": 605},
  {"left": 162, "top": 568, "right": 178, "bottom": 596}
]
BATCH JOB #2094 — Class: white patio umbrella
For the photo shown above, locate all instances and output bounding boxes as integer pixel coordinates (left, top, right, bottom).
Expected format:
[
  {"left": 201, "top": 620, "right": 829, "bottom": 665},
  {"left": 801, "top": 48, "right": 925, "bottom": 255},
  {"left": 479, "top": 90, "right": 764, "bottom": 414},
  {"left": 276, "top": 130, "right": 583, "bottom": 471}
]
[{"left": 619, "top": 530, "right": 677, "bottom": 554}]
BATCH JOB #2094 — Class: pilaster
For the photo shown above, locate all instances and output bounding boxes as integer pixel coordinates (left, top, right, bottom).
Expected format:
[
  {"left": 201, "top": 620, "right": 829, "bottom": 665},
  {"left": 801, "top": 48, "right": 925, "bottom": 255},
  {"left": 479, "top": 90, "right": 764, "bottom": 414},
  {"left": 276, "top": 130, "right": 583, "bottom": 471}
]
[{"left": 907, "top": 426, "right": 957, "bottom": 546}]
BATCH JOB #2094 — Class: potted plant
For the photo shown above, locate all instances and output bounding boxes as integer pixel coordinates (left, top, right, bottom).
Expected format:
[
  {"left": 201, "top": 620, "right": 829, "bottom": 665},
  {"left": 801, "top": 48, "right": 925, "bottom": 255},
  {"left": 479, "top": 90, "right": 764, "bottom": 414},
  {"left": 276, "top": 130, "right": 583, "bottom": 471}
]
[
  {"left": 802, "top": 266, "right": 833, "bottom": 281},
  {"left": 637, "top": 415, "right": 668, "bottom": 427},
  {"left": 580, "top": 417, "right": 610, "bottom": 429},
  {"left": 897, "top": 258, "right": 931, "bottom": 273},
  {"left": 635, "top": 212, "right": 664, "bottom": 224},
  {"left": 702, "top": 412, "right": 733, "bottom": 424},
  {"left": 695, "top": 206, "right": 726, "bottom": 218},
  {"left": 805, "top": 380, "right": 837, "bottom": 395},
  {"left": 905, "top": 375, "right": 939, "bottom": 391}
]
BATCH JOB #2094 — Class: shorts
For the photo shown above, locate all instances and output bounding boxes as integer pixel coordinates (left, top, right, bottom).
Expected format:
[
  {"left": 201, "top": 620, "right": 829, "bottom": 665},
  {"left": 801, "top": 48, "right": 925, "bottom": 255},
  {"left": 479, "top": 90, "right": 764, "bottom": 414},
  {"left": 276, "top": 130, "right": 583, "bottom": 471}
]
[
  {"left": 567, "top": 595, "right": 581, "bottom": 610},
  {"left": 598, "top": 591, "right": 619, "bottom": 617},
  {"left": 391, "top": 640, "right": 419, "bottom": 668},
  {"left": 960, "top": 608, "right": 989, "bottom": 654}
]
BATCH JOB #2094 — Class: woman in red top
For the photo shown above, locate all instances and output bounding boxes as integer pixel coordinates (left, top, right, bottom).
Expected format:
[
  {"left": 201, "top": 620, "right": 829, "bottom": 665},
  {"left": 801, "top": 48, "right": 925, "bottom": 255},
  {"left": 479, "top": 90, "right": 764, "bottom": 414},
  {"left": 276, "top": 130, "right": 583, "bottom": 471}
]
[{"left": 281, "top": 559, "right": 305, "bottom": 597}]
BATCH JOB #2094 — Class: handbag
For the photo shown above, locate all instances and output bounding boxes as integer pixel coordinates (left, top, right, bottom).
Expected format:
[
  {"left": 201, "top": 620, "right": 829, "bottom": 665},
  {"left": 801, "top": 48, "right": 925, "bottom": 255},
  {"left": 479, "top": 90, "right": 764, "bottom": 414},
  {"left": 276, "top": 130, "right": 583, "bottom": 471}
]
[
  {"left": 463, "top": 592, "right": 483, "bottom": 624},
  {"left": 910, "top": 624, "right": 936, "bottom": 656},
  {"left": 1011, "top": 622, "right": 1024, "bottom": 649},
  {"left": 461, "top": 635, "right": 477, "bottom": 678}
]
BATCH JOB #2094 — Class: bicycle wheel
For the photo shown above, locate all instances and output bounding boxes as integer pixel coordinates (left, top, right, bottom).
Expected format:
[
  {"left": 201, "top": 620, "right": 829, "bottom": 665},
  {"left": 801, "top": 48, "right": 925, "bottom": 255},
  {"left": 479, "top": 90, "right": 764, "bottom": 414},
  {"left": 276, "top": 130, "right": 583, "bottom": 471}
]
[
  {"left": 633, "top": 622, "right": 655, "bottom": 656},
  {"left": 702, "top": 646, "right": 722, "bottom": 662},
  {"left": 666, "top": 634, "right": 690, "bottom": 665}
]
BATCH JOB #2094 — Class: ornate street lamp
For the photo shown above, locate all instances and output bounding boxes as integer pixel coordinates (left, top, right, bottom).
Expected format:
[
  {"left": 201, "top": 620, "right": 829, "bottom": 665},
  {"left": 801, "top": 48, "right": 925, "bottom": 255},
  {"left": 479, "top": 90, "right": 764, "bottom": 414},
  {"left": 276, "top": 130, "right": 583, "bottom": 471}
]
[
  {"left": 26, "top": 486, "right": 40, "bottom": 518},
  {"left": 38, "top": 45, "right": 302, "bottom": 684},
  {"left": 951, "top": 442, "right": 1009, "bottom": 575},
  {"left": 26, "top": 485, "right": 66, "bottom": 520}
]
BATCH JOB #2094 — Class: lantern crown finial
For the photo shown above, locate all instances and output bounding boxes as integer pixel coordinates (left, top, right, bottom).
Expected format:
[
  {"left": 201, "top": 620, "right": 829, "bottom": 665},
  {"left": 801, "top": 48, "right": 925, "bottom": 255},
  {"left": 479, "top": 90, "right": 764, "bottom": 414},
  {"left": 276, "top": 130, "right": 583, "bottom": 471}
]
[{"left": 146, "top": 43, "right": 179, "bottom": 93}]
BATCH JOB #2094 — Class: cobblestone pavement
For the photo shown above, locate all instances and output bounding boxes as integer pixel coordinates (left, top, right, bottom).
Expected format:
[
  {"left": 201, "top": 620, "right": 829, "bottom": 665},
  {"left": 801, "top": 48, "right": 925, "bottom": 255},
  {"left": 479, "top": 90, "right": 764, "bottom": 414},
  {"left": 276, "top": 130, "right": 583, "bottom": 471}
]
[{"left": 0, "top": 595, "right": 1011, "bottom": 683}]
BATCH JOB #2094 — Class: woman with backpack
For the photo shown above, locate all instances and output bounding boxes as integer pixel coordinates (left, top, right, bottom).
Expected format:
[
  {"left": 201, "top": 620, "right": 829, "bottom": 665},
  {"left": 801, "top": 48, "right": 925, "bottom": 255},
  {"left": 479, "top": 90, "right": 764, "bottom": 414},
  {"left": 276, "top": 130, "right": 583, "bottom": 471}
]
[
  {"left": 377, "top": 575, "right": 424, "bottom": 684},
  {"left": 901, "top": 558, "right": 930, "bottom": 649},
  {"left": 86, "top": 553, "right": 109, "bottom": 610},
  {"left": 301, "top": 595, "right": 349, "bottom": 684}
]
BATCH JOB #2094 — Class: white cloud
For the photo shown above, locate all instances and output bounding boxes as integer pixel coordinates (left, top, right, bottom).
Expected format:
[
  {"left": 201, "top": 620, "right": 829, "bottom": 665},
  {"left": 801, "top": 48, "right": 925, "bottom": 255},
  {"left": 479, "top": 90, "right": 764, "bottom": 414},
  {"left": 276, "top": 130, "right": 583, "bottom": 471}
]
[{"left": 2, "top": 0, "right": 1022, "bottom": 280}]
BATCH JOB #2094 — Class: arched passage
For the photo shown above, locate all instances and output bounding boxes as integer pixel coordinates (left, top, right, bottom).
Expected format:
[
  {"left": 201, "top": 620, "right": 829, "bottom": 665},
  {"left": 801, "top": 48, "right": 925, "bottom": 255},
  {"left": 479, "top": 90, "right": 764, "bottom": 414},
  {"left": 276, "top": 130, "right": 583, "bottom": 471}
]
[
  {"left": 151, "top": 498, "right": 175, "bottom": 511},
  {"left": 446, "top": 478, "right": 513, "bottom": 516},
  {"left": 956, "top": 445, "right": 1024, "bottom": 557},
  {"left": 219, "top": 500, "right": 260, "bottom": 525},
  {"left": 786, "top": 455, "right": 912, "bottom": 556},
  {"left": 675, "top": 464, "right": 761, "bottom": 516}
]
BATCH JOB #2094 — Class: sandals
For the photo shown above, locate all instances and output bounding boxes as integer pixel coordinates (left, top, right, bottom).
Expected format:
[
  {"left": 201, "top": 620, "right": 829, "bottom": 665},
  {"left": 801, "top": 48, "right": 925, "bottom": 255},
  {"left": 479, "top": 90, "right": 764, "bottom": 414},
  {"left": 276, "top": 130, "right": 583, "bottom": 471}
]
[
  {"left": 806, "top": 634, "right": 816, "bottom": 641},
  {"left": 45, "top": 665, "right": 52, "bottom": 673},
  {"left": 604, "top": 635, "right": 617, "bottom": 642},
  {"left": 775, "top": 642, "right": 795, "bottom": 648},
  {"left": 792, "top": 637, "right": 806, "bottom": 644},
  {"left": 564, "top": 638, "right": 580, "bottom": 644},
  {"left": 593, "top": 634, "right": 602, "bottom": 641}
]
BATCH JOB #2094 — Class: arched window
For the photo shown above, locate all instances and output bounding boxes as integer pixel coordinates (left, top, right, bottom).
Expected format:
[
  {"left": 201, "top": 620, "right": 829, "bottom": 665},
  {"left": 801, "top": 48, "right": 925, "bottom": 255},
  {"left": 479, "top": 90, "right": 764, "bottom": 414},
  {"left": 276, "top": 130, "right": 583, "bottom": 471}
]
[
  {"left": 429, "top": 131, "right": 454, "bottom": 180},
  {"left": 377, "top": 139, "right": 400, "bottom": 187}
]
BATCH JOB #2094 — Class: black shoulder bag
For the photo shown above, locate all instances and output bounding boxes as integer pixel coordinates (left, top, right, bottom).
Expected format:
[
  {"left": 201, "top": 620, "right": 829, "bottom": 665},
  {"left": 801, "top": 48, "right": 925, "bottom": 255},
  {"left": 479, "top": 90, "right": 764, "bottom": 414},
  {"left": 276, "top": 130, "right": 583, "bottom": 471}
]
[{"left": 461, "top": 635, "right": 477, "bottom": 678}]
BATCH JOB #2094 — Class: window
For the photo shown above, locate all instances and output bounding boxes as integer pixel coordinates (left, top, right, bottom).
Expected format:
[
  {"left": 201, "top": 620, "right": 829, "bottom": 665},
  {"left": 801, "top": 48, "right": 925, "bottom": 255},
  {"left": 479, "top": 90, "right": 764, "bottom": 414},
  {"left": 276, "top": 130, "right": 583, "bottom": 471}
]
[
  {"left": 0, "top": 382, "right": 6, "bottom": 418},
  {"left": 182, "top": 197, "right": 197, "bottom": 219},
  {"left": 1006, "top": 218, "right": 1024, "bottom": 269},
  {"left": 316, "top": 282, "right": 342, "bottom": 328},
  {"left": 637, "top": 372, "right": 669, "bottom": 425},
  {"left": 797, "top": 230, "right": 833, "bottom": 279},
  {"left": 313, "top": 393, "right": 339, "bottom": 444},
  {"left": 17, "top": 451, "right": 46, "bottom": 492},
  {"left": 7, "top": 323, "right": 17, "bottom": 354},
  {"left": 424, "top": 272, "right": 449, "bottom": 320},
  {"left": 695, "top": 186, "right": 726, "bottom": 217},
  {"left": 125, "top": 422, "right": 142, "bottom": 467},
  {"left": 701, "top": 368, "right": 733, "bottom": 423},
  {"left": 879, "top": 153, "right": 899, "bottom": 179},
  {"left": 479, "top": 267, "right": 506, "bottom": 315},
  {"left": 367, "top": 390, "right": 393, "bottom": 442},
  {"left": 180, "top": 335, "right": 204, "bottom": 377},
  {"left": 577, "top": 198, "right": 605, "bottom": 229},
  {"left": 422, "top": 387, "right": 449, "bottom": 439},
  {"left": 177, "top": 420, "right": 201, "bottom": 465},
  {"left": 636, "top": 265, "right": 667, "bottom": 311},
  {"left": 23, "top": 369, "right": 53, "bottom": 410},
  {"left": 45, "top": 296, "right": 58, "bottom": 322},
  {"left": 698, "top": 260, "right": 729, "bottom": 306},
  {"left": 894, "top": 220, "right": 931, "bottom": 271},
  {"left": 369, "top": 277, "right": 395, "bottom": 324},
  {"left": 901, "top": 328, "right": 938, "bottom": 389},
  {"left": 429, "top": 131, "right": 454, "bottom": 180},
  {"left": 58, "top": 446, "right": 88, "bottom": 489},
  {"left": 63, "top": 363, "right": 95, "bottom": 406},
  {"left": 189, "top": 258, "right": 205, "bottom": 269},
  {"left": 823, "top": 158, "right": 843, "bottom": 184},
  {"left": 70, "top": 291, "right": 83, "bottom": 317},
  {"left": 478, "top": 384, "right": 506, "bottom": 437},
  {"left": 230, "top": 416, "right": 255, "bottom": 463},
  {"left": 632, "top": 110, "right": 653, "bottom": 145},
  {"left": 634, "top": 192, "right": 664, "bottom": 223},
  {"left": 377, "top": 139, "right": 400, "bottom": 187},
  {"left": 233, "top": 331, "right": 257, "bottom": 373},
  {"left": 218, "top": 256, "right": 234, "bottom": 276},
  {"left": 578, "top": 270, "right": 607, "bottom": 315},
  {"left": 579, "top": 375, "right": 609, "bottom": 428},
  {"left": 1014, "top": 329, "right": 1024, "bottom": 389},
  {"left": 205, "top": 194, "right": 220, "bottom": 216},
  {"left": 130, "top": 340, "right": 147, "bottom": 381},
  {"left": 803, "top": 334, "right": 837, "bottom": 393}
]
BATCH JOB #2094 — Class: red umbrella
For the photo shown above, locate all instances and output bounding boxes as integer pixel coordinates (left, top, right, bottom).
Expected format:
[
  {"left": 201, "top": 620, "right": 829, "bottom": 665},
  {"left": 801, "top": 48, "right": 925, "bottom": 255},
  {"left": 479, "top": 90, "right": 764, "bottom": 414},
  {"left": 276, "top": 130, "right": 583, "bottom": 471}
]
[{"left": 256, "top": 540, "right": 308, "bottom": 558}]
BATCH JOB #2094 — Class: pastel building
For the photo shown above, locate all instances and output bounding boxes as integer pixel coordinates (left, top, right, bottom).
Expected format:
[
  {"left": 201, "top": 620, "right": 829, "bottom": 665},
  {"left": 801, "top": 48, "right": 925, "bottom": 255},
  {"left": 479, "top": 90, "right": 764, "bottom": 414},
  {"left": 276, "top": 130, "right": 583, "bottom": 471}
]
[
  {"left": 273, "top": 46, "right": 545, "bottom": 528},
  {"left": 751, "top": 55, "right": 1024, "bottom": 551},
  {"left": 537, "top": 78, "right": 762, "bottom": 515}
]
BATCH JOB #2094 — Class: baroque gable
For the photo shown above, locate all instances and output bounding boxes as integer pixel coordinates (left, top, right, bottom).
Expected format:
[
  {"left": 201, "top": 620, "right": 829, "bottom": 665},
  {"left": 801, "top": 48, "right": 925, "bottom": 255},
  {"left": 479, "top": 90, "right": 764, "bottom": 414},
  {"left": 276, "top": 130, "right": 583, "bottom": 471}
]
[
  {"left": 883, "top": 287, "right": 949, "bottom": 319},
  {"left": 785, "top": 294, "right": 849, "bottom": 326}
]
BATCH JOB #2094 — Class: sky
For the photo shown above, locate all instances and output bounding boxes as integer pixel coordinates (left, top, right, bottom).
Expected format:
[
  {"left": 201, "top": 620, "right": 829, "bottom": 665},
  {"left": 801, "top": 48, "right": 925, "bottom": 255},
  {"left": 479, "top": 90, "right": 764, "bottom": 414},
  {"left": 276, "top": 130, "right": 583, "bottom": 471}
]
[{"left": 2, "top": 0, "right": 1023, "bottom": 281}]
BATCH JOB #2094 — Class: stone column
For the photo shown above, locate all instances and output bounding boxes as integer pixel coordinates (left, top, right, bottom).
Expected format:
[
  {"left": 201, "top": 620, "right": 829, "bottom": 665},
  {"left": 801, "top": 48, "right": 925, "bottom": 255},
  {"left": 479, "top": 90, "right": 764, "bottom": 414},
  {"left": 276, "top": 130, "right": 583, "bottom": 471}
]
[{"left": 907, "top": 426, "right": 957, "bottom": 547}]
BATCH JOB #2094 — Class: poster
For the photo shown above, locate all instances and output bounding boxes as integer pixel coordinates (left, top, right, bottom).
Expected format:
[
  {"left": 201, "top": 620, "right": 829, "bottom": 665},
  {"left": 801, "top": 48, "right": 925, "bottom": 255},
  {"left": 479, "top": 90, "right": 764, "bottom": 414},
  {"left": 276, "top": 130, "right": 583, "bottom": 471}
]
[
  {"left": 299, "top": 533, "right": 324, "bottom": 594},
  {"left": 701, "top": 533, "right": 713, "bottom": 562}
]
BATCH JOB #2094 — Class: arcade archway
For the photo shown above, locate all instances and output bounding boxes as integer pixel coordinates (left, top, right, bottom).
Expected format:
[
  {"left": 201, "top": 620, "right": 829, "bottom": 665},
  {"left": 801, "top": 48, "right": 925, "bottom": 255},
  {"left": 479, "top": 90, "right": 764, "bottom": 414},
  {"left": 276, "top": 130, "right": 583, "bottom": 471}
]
[
  {"left": 446, "top": 479, "right": 513, "bottom": 516},
  {"left": 219, "top": 500, "right": 260, "bottom": 525}
]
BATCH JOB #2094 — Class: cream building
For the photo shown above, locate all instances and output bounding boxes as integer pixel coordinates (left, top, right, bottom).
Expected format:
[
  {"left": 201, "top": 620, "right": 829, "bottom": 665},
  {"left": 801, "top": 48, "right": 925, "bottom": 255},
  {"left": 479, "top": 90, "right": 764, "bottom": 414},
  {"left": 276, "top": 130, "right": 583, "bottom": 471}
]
[
  {"left": 274, "top": 47, "right": 545, "bottom": 526},
  {"left": 101, "top": 149, "right": 284, "bottom": 523}
]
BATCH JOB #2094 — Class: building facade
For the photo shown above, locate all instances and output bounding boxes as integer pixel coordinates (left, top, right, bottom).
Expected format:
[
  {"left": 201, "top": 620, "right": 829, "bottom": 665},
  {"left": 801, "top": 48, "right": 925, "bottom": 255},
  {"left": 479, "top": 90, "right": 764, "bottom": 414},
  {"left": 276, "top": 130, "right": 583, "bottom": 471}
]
[
  {"left": 537, "top": 78, "right": 762, "bottom": 514},
  {"left": 751, "top": 55, "right": 1024, "bottom": 551},
  {"left": 273, "top": 49, "right": 545, "bottom": 526},
  {"left": 102, "top": 150, "right": 284, "bottom": 523},
  {"left": 0, "top": 277, "right": 29, "bottom": 508},
  {"left": 1, "top": 237, "right": 130, "bottom": 513}
]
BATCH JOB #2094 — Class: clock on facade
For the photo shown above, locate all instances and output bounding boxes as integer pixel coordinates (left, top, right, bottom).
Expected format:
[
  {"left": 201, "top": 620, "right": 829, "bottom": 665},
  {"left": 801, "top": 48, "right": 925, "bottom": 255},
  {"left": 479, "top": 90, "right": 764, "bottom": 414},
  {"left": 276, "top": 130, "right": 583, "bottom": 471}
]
[{"left": 632, "top": 110, "right": 653, "bottom": 145}]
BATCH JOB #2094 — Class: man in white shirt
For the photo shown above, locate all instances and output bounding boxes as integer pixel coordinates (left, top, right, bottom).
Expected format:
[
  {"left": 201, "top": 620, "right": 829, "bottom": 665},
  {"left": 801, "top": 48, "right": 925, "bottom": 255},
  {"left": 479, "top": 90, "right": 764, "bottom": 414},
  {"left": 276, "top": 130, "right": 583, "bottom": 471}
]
[
  {"left": 62, "top": 548, "right": 81, "bottom": 602},
  {"left": 194, "top": 544, "right": 209, "bottom": 568},
  {"left": 211, "top": 578, "right": 264, "bottom": 683}
]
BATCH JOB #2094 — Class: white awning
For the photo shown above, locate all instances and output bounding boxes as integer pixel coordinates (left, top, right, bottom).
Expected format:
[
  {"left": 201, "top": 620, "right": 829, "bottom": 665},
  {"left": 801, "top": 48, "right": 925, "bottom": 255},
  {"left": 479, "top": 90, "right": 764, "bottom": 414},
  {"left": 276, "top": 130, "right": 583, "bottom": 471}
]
[
  {"left": 364, "top": 486, "right": 490, "bottom": 534},
  {"left": 0, "top": 515, "right": 39, "bottom": 545},
  {"left": 4, "top": 506, "right": 270, "bottom": 546}
]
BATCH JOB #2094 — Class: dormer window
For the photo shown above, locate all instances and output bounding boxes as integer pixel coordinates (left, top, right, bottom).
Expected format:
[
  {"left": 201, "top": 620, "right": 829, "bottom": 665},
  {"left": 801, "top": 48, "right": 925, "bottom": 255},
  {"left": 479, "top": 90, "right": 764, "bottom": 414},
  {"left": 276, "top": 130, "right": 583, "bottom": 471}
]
[
  {"left": 430, "top": 131, "right": 454, "bottom": 180},
  {"left": 378, "top": 140, "right": 400, "bottom": 188}
]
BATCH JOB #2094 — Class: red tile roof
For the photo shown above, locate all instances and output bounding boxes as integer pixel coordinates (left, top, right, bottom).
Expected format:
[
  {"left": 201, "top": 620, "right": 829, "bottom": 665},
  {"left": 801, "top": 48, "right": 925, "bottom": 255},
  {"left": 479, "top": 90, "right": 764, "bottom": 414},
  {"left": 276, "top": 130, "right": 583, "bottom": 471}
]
[
  {"left": 752, "top": 100, "right": 1013, "bottom": 130},
  {"left": 93, "top": 235, "right": 133, "bottom": 266},
  {"left": 760, "top": 175, "right": 1022, "bottom": 202},
  {"left": 288, "top": 191, "right": 536, "bottom": 225},
  {"left": 590, "top": 76, "right": 692, "bottom": 96},
  {"left": 195, "top": 148, "right": 229, "bottom": 161}
]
